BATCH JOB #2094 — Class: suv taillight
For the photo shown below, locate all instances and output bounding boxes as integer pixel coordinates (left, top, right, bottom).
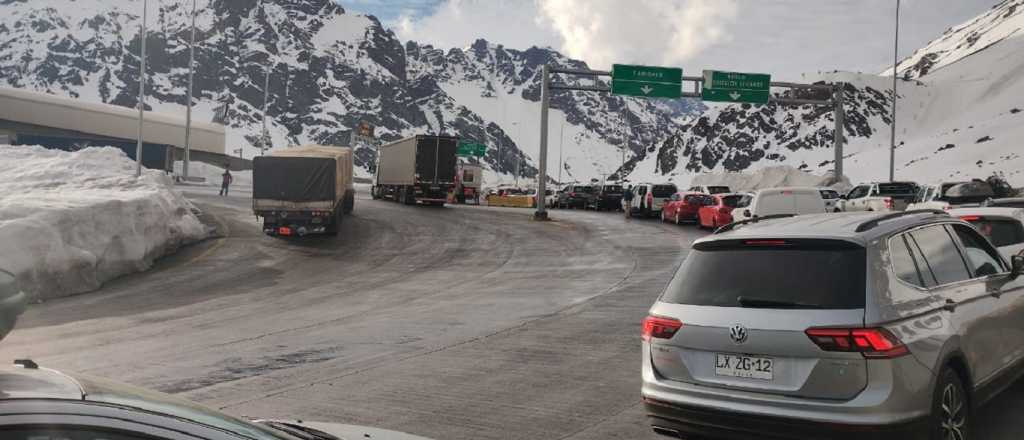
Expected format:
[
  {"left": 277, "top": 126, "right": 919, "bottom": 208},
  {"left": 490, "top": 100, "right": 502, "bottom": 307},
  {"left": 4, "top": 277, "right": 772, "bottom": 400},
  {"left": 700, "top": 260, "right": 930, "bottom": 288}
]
[
  {"left": 805, "top": 327, "right": 908, "bottom": 358},
  {"left": 642, "top": 316, "right": 682, "bottom": 342}
]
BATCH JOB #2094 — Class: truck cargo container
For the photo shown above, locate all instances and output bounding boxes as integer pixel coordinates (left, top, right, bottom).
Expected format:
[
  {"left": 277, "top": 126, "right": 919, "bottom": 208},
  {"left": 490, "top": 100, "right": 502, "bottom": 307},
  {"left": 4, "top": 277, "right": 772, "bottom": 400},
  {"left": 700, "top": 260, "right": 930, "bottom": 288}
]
[
  {"left": 253, "top": 145, "right": 354, "bottom": 236},
  {"left": 371, "top": 135, "right": 458, "bottom": 205}
]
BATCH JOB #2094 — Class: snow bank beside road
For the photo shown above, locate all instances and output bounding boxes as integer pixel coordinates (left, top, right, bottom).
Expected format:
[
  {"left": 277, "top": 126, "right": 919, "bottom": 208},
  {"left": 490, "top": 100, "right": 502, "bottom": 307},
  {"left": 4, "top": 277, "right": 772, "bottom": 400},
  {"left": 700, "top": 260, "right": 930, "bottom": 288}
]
[
  {"left": 0, "top": 145, "right": 206, "bottom": 300},
  {"left": 691, "top": 165, "right": 851, "bottom": 193}
]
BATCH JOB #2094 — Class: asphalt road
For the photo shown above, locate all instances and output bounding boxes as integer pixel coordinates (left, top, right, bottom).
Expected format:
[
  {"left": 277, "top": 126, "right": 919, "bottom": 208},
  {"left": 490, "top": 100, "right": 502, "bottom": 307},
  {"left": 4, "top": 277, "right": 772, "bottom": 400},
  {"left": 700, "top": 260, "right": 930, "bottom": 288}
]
[{"left": 3, "top": 187, "right": 1023, "bottom": 440}]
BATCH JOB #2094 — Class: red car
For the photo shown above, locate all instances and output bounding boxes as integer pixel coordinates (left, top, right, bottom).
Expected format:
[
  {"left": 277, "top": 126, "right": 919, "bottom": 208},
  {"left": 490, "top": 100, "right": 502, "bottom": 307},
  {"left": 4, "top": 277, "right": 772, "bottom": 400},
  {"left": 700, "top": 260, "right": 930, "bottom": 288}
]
[
  {"left": 697, "top": 193, "right": 746, "bottom": 229},
  {"left": 661, "top": 192, "right": 712, "bottom": 225}
]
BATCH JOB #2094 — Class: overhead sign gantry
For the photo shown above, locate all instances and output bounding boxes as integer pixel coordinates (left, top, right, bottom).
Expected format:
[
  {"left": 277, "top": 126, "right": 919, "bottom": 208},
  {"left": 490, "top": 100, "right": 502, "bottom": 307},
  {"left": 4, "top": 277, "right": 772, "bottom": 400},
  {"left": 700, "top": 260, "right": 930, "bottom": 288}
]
[{"left": 532, "top": 64, "right": 845, "bottom": 221}]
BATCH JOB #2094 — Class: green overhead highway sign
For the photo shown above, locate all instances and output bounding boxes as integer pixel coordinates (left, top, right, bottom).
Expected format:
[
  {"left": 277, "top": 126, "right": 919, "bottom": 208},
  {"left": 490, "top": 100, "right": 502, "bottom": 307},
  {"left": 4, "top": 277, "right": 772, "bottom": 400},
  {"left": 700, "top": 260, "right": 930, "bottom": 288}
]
[
  {"left": 611, "top": 64, "right": 682, "bottom": 99},
  {"left": 702, "top": 70, "right": 771, "bottom": 104},
  {"left": 457, "top": 142, "right": 487, "bottom": 157}
]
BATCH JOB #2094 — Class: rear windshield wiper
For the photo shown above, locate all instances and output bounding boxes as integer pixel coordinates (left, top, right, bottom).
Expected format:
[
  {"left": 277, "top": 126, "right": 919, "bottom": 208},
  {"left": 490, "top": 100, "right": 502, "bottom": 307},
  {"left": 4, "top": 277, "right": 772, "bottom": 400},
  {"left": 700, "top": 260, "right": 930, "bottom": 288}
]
[{"left": 736, "top": 296, "right": 823, "bottom": 309}]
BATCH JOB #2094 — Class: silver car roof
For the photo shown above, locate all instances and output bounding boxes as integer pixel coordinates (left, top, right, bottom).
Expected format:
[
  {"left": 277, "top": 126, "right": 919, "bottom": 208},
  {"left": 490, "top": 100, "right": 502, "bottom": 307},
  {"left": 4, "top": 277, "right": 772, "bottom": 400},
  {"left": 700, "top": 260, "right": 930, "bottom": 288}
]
[
  {"left": 0, "top": 366, "right": 85, "bottom": 400},
  {"left": 695, "top": 211, "right": 957, "bottom": 246}
]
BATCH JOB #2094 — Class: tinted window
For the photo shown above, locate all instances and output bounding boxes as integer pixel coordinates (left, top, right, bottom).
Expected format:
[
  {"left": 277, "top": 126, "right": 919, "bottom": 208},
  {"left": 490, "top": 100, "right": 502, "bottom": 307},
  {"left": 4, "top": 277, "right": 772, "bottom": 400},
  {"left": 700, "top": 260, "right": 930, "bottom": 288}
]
[
  {"left": 819, "top": 190, "right": 839, "bottom": 200},
  {"left": 651, "top": 185, "right": 677, "bottom": 198},
  {"left": 661, "top": 240, "right": 866, "bottom": 309},
  {"left": 580, "top": 186, "right": 595, "bottom": 193},
  {"left": 707, "top": 186, "right": 730, "bottom": 194},
  {"left": 847, "top": 185, "right": 869, "bottom": 199},
  {"left": 876, "top": 182, "right": 916, "bottom": 196},
  {"left": 951, "top": 224, "right": 1006, "bottom": 277},
  {"left": 890, "top": 235, "right": 926, "bottom": 287},
  {"left": 989, "top": 199, "right": 1024, "bottom": 209},
  {"left": 721, "top": 195, "right": 743, "bottom": 207},
  {"left": 0, "top": 428, "right": 156, "bottom": 440},
  {"left": 963, "top": 218, "right": 1024, "bottom": 247},
  {"left": 909, "top": 225, "right": 971, "bottom": 286},
  {"left": 735, "top": 194, "right": 752, "bottom": 208},
  {"left": 683, "top": 194, "right": 702, "bottom": 204},
  {"left": 602, "top": 185, "right": 622, "bottom": 193}
]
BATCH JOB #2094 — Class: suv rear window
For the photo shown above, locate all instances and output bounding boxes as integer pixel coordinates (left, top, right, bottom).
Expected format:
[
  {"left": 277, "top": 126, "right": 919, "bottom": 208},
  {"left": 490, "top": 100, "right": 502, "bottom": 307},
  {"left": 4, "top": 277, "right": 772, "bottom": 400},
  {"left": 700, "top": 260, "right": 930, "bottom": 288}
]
[
  {"left": 661, "top": 239, "right": 866, "bottom": 309},
  {"left": 602, "top": 185, "right": 622, "bottom": 193},
  {"left": 721, "top": 195, "right": 743, "bottom": 207},
  {"left": 819, "top": 190, "right": 839, "bottom": 200},
  {"left": 707, "top": 186, "right": 730, "bottom": 194},
  {"left": 962, "top": 218, "right": 1024, "bottom": 247},
  {"left": 876, "top": 182, "right": 916, "bottom": 196},
  {"left": 651, "top": 185, "right": 677, "bottom": 198}
]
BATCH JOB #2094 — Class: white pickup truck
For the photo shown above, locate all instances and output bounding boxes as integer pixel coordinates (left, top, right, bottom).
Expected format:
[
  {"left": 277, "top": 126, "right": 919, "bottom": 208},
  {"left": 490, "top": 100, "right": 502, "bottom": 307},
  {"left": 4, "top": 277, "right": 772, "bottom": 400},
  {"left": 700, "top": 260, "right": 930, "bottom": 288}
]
[
  {"left": 907, "top": 181, "right": 995, "bottom": 211},
  {"left": 836, "top": 181, "right": 918, "bottom": 212}
]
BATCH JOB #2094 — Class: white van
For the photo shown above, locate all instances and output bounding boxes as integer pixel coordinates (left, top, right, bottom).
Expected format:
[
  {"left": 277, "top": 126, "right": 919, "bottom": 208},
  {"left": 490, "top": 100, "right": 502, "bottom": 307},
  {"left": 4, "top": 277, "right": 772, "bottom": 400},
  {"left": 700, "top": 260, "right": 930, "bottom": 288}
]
[{"left": 731, "top": 187, "right": 826, "bottom": 223}]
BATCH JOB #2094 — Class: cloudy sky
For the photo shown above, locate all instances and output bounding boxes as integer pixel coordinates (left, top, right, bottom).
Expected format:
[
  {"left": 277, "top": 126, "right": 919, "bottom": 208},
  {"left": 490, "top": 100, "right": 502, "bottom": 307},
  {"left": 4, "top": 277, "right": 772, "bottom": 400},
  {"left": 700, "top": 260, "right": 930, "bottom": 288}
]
[{"left": 341, "top": 0, "right": 994, "bottom": 81}]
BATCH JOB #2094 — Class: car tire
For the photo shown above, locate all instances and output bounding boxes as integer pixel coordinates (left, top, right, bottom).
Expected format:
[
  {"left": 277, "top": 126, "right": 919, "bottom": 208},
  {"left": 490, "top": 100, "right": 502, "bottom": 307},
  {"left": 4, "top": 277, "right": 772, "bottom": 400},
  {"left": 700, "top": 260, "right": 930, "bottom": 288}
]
[{"left": 931, "top": 366, "right": 969, "bottom": 440}]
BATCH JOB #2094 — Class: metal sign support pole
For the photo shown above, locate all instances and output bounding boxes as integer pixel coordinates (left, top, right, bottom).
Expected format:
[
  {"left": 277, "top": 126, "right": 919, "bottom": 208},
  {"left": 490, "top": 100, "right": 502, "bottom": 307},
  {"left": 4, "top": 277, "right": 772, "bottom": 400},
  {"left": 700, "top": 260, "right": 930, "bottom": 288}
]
[
  {"left": 834, "top": 83, "right": 845, "bottom": 183},
  {"left": 535, "top": 65, "right": 551, "bottom": 220}
]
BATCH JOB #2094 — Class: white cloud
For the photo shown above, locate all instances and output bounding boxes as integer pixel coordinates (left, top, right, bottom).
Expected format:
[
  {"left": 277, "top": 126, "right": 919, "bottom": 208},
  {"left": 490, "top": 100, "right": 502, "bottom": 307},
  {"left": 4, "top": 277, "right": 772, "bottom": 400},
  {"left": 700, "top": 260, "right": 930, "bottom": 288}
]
[
  {"left": 389, "top": 0, "right": 992, "bottom": 80},
  {"left": 537, "top": 0, "right": 738, "bottom": 69}
]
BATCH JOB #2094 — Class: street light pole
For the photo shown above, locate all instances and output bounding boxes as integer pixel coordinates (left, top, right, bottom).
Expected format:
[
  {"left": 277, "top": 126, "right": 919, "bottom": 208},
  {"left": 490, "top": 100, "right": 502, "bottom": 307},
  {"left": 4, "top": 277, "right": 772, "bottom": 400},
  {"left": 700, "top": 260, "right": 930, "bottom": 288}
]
[
  {"left": 889, "top": 0, "right": 900, "bottom": 182},
  {"left": 183, "top": 0, "right": 197, "bottom": 180},
  {"left": 558, "top": 119, "right": 564, "bottom": 186},
  {"left": 135, "top": 0, "right": 148, "bottom": 177},
  {"left": 261, "top": 66, "right": 270, "bottom": 155}
]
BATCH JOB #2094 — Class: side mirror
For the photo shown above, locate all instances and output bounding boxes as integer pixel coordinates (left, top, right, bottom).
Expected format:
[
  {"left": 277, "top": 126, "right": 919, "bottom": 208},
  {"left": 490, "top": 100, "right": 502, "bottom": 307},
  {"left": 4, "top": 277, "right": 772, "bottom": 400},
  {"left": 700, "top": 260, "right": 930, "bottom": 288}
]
[
  {"left": 743, "top": 209, "right": 751, "bottom": 218},
  {"left": 1011, "top": 254, "right": 1024, "bottom": 280}
]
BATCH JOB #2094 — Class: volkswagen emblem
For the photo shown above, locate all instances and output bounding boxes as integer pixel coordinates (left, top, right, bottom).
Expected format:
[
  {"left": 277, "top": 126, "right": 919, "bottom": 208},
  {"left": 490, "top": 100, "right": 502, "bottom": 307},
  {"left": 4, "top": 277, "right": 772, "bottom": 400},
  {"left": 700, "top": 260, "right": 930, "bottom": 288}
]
[{"left": 729, "top": 324, "right": 748, "bottom": 344}]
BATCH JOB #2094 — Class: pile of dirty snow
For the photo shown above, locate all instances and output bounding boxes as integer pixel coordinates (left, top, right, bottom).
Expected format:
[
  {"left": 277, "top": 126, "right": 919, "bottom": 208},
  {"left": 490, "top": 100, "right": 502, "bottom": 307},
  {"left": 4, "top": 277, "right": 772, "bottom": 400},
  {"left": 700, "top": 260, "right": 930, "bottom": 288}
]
[
  {"left": 690, "top": 165, "right": 851, "bottom": 193},
  {"left": 0, "top": 145, "right": 207, "bottom": 300}
]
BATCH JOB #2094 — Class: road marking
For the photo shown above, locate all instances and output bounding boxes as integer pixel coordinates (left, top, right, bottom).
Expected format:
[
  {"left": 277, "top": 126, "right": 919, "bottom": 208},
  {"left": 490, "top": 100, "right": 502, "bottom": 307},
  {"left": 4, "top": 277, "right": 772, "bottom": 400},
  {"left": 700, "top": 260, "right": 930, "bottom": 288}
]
[{"left": 186, "top": 237, "right": 226, "bottom": 265}]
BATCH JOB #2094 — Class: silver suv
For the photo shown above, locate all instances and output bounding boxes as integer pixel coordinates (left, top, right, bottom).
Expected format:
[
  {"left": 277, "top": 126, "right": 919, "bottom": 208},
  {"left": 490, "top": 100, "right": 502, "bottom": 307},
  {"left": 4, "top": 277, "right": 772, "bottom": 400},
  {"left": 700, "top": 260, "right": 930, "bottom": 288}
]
[{"left": 642, "top": 211, "right": 1024, "bottom": 440}]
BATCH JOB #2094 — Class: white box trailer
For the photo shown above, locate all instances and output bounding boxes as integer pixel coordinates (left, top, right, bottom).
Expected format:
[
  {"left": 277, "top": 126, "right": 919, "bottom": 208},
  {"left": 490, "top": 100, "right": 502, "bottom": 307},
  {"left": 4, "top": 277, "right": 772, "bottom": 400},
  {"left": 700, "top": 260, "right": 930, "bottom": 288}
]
[{"left": 372, "top": 135, "right": 458, "bottom": 205}]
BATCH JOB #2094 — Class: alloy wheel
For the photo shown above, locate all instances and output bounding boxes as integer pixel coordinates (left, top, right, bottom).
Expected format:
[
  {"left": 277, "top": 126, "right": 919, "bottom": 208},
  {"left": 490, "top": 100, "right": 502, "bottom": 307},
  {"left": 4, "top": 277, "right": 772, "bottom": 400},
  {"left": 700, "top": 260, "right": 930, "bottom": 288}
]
[{"left": 940, "top": 383, "right": 967, "bottom": 440}]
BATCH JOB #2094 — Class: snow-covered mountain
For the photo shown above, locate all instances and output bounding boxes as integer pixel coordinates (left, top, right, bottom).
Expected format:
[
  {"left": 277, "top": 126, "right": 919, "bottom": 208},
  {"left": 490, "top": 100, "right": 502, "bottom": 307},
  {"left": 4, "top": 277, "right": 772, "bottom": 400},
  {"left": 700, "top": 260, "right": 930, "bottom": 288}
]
[
  {"left": 0, "top": 0, "right": 700, "bottom": 183},
  {"left": 632, "top": 0, "right": 1024, "bottom": 187}
]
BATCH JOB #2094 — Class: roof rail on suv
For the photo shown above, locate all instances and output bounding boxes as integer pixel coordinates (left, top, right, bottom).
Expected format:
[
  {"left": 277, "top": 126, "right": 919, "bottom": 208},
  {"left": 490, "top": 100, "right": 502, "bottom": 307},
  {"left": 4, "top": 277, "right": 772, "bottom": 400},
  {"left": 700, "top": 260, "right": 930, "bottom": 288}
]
[
  {"left": 713, "top": 213, "right": 797, "bottom": 234},
  {"left": 854, "top": 209, "right": 948, "bottom": 233}
]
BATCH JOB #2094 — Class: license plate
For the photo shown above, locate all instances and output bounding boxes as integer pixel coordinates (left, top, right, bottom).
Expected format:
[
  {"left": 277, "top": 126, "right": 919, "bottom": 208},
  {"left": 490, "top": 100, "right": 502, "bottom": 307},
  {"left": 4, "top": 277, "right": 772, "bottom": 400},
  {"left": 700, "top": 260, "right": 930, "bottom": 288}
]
[{"left": 715, "top": 353, "right": 773, "bottom": 380}]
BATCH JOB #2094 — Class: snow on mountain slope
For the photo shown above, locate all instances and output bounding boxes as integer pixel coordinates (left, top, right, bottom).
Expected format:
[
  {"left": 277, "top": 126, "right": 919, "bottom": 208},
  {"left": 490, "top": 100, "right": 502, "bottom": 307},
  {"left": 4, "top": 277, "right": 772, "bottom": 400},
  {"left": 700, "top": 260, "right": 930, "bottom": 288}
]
[
  {"left": 0, "top": 0, "right": 700, "bottom": 184},
  {"left": 883, "top": 0, "right": 1023, "bottom": 79},
  {"left": 632, "top": 0, "right": 1024, "bottom": 188}
]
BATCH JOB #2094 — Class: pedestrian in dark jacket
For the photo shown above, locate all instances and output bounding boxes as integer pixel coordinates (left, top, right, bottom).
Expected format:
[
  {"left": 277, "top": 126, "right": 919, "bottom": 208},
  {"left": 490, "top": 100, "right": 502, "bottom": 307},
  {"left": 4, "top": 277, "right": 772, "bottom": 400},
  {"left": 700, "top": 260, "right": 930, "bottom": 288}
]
[
  {"left": 220, "top": 168, "right": 233, "bottom": 196},
  {"left": 622, "top": 185, "right": 635, "bottom": 219}
]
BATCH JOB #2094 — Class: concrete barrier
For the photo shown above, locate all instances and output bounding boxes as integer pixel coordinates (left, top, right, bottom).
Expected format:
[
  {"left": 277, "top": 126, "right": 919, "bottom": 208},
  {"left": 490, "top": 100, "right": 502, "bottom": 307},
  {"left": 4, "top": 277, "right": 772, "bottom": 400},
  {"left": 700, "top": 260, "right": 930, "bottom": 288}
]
[{"left": 486, "top": 195, "right": 536, "bottom": 208}]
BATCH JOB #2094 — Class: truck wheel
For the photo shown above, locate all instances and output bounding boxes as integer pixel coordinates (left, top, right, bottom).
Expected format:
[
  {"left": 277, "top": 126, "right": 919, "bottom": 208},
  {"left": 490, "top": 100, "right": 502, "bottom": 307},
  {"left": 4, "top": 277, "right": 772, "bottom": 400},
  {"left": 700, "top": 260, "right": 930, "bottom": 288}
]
[
  {"left": 343, "top": 191, "right": 355, "bottom": 214},
  {"left": 403, "top": 187, "right": 415, "bottom": 205}
]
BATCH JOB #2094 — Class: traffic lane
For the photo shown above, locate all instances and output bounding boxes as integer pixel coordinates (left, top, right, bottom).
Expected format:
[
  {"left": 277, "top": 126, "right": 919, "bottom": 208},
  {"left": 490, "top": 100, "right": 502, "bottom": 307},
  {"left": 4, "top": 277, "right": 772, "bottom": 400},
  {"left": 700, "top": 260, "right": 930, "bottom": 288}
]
[
  {"left": 210, "top": 208, "right": 699, "bottom": 440},
  {"left": 0, "top": 196, "right": 691, "bottom": 437}
]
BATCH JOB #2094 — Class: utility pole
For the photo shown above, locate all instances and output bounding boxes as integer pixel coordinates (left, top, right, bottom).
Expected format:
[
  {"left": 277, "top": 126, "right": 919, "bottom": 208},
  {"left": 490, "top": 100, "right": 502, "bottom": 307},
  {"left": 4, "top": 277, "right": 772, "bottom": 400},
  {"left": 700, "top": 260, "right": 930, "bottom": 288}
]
[
  {"left": 135, "top": 0, "right": 148, "bottom": 177},
  {"left": 833, "top": 83, "right": 845, "bottom": 182},
  {"left": 261, "top": 66, "right": 270, "bottom": 155},
  {"left": 183, "top": 0, "right": 197, "bottom": 180},
  {"left": 534, "top": 64, "right": 550, "bottom": 220},
  {"left": 890, "top": 0, "right": 900, "bottom": 182},
  {"left": 557, "top": 119, "right": 564, "bottom": 186}
]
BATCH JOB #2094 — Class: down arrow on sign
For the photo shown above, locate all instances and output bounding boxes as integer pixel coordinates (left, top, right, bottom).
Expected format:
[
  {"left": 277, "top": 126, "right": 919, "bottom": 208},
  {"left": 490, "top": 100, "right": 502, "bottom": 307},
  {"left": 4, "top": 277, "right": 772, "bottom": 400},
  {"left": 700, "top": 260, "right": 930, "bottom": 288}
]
[
  {"left": 729, "top": 91, "right": 742, "bottom": 100},
  {"left": 640, "top": 85, "right": 654, "bottom": 95}
]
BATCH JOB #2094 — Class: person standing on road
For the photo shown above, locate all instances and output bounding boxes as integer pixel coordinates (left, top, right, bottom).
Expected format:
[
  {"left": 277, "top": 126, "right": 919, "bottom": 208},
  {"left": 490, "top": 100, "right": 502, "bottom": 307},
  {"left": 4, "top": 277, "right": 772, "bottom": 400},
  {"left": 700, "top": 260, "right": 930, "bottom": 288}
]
[
  {"left": 622, "top": 185, "right": 635, "bottom": 219},
  {"left": 220, "top": 167, "right": 233, "bottom": 197}
]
